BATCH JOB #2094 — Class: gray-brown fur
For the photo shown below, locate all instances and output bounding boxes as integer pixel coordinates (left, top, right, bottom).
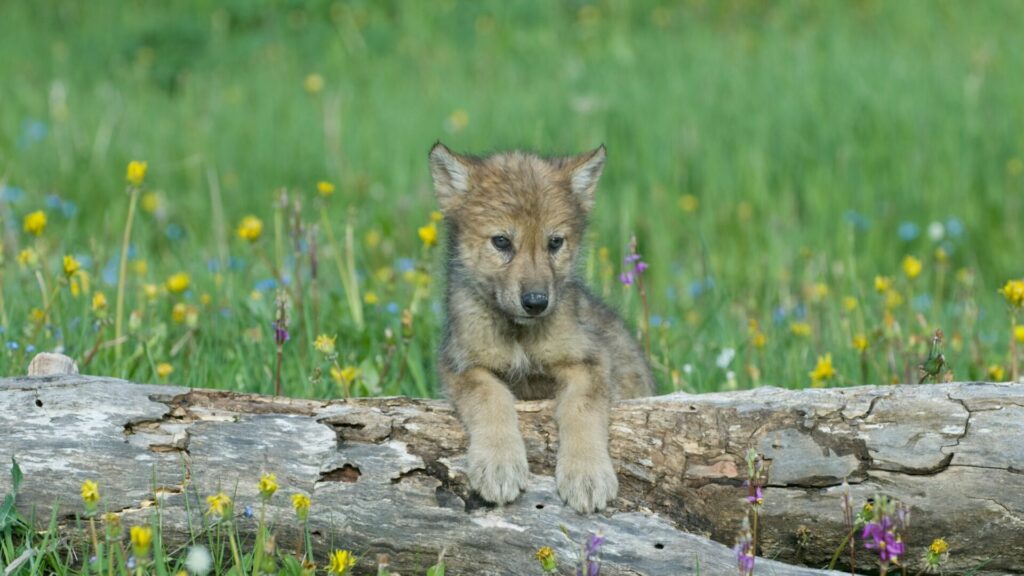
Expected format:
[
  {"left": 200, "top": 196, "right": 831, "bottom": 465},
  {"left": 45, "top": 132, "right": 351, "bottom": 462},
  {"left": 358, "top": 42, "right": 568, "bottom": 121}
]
[{"left": 429, "top": 143, "right": 654, "bottom": 513}]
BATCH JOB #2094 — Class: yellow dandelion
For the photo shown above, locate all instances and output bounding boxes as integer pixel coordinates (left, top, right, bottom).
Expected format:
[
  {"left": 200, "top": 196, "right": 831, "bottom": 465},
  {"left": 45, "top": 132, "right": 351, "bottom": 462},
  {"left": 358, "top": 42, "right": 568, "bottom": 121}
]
[
  {"left": 92, "top": 292, "right": 108, "bottom": 312},
  {"left": 988, "top": 364, "right": 1006, "bottom": 382},
  {"left": 237, "top": 215, "right": 263, "bottom": 242},
  {"left": 331, "top": 365, "right": 358, "bottom": 386},
  {"left": 172, "top": 302, "right": 187, "bottom": 323},
  {"left": 317, "top": 181, "right": 335, "bottom": 197},
  {"left": 258, "top": 473, "right": 278, "bottom": 499},
  {"left": 141, "top": 192, "right": 161, "bottom": 214},
  {"left": 206, "top": 492, "right": 232, "bottom": 516},
  {"left": 678, "top": 194, "right": 699, "bottom": 213},
  {"left": 418, "top": 221, "right": 438, "bottom": 247},
  {"left": 81, "top": 479, "right": 100, "bottom": 506},
  {"left": 291, "top": 493, "right": 311, "bottom": 521},
  {"left": 23, "top": 210, "right": 47, "bottom": 236},
  {"left": 790, "top": 322, "right": 812, "bottom": 337},
  {"left": 304, "top": 73, "right": 325, "bottom": 94},
  {"left": 535, "top": 546, "right": 557, "bottom": 571},
  {"left": 327, "top": 550, "right": 356, "bottom": 575},
  {"left": 809, "top": 354, "right": 836, "bottom": 387},
  {"left": 29, "top": 308, "right": 46, "bottom": 323},
  {"left": 143, "top": 283, "right": 159, "bottom": 301},
  {"left": 314, "top": 334, "right": 337, "bottom": 355},
  {"left": 999, "top": 279, "right": 1024, "bottom": 308},
  {"left": 902, "top": 255, "right": 922, "bottom": 280},
  {"left": 852, "top": 334, "right": 869, "bottom": 353},
  {"left": 842, "top": 296, "right": 859, "bottom": 312},
  {"left": 126, "top": 160, "right": 148, "bottom": 186},
  {"left": 17, "top": 248, "right": 39, "bottom": 267},
  {"left": 874, "top": 276, "right": 892, "bottom": 293},
  {"left": 929, "top": 538, "right": 949, "bottom": 555},
  {"left": 156, "top": 363, "right": 174, "bottom": 379},
  {"left": 1015, "top": 325, "right": 1024, "bottom": 344},
  {"left": 61, "top": 255, "right": 81, "bottom": 278},
  {"left": 130, "top": 525, "right": 153, "bottom": 557},
  {"left": 363, "top": 291, "right": 379, "bottom": 305},
  {"left": 166, "top": 272, "right": 190, "bottom": 294}
]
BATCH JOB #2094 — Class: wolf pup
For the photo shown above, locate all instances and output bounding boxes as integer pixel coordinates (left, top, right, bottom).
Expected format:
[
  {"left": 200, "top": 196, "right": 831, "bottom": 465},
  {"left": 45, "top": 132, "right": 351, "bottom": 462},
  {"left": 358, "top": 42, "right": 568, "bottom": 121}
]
[{"left": 428, "top": 143, "right": 654, "bottom": 513}]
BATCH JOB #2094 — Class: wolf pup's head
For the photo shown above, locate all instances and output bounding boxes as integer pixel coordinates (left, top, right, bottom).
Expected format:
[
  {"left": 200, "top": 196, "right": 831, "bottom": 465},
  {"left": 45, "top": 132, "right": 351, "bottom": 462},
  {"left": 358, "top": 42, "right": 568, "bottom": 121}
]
[{"left": 429, "top": 143, "right": 606, "bottom": 324}]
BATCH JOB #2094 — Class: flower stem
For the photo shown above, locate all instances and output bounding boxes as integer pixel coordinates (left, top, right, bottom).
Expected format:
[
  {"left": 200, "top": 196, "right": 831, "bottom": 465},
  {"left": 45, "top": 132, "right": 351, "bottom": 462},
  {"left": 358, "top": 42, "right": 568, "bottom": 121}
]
[
  {"left": 828, "top": 526, "right": 858, "bottom": 570},
  {"left": 115, "top": 186, "right": 139, "bottom": 362}
]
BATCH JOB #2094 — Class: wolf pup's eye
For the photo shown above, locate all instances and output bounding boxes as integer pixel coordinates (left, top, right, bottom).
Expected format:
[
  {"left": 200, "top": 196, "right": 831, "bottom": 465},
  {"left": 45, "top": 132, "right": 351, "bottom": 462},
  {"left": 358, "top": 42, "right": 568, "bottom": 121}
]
[
  {"left": 548, "top": 236, "right": 565, "bottom": 251},
  {"left": 491, "top": 235, "right": 512, "bottom": 251}
]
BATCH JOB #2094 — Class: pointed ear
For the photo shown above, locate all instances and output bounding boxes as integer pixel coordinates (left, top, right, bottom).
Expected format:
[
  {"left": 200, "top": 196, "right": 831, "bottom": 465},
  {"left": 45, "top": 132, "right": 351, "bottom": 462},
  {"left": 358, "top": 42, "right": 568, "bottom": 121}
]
[
  {"left": 566, "top": 145, "right": 606, "bottom": 212},
  {"left": 429, "top": 142, "right": 471, "bottom": 212}
]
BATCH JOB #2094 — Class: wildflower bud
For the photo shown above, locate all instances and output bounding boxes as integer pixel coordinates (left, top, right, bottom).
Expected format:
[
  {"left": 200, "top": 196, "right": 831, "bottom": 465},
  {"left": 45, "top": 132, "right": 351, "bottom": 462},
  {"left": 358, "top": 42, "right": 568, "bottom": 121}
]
[
  {"left": 130, "top": 525, "right": 153, "bottom": 560},
  {"left": 258, "top": 472, "right": 278, "bottom": 501},
  {"left": 81, "top": 479, "right": 100, "bottom": 515},
  {"left": 535, "top": 546, "right": 557, "bottom": 573}
]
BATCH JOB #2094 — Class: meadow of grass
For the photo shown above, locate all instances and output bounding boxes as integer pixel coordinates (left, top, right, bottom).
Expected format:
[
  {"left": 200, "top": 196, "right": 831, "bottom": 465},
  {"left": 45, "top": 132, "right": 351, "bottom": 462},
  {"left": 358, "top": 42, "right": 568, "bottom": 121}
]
[{"left": 1, "top": 0, "right": 1023, "bottom": 397}]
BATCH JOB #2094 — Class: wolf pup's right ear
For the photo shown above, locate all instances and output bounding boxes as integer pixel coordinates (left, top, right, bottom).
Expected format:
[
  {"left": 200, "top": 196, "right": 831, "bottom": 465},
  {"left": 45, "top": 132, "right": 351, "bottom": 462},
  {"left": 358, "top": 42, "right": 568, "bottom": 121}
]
[
  {"left": 429, "top": 142, "right": 471, "bottom": 213},
  {"left": 566, "top": 145, "right": 606, "bottom": 213}
]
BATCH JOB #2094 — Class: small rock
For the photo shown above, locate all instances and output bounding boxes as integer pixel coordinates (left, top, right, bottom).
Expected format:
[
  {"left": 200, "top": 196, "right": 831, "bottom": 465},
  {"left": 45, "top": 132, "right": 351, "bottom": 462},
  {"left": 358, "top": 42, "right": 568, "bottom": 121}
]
[{"left": 27, "top": 352, "right": 79, "bottom": 376}]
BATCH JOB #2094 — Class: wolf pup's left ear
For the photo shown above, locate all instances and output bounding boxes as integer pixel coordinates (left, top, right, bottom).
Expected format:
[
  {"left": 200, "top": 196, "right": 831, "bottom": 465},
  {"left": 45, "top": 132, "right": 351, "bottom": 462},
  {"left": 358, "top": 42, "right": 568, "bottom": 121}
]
[
  {"left": 429, "top": 142, "right": 471, "bottom": 213},
  {"left": 566, "top": 145, "right": 606, "bottom": 212}
]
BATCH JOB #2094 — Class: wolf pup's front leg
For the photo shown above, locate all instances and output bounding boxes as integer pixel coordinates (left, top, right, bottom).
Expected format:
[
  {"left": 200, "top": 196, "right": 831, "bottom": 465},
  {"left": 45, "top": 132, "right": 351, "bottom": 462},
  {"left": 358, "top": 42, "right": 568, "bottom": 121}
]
[
  {"left": 552, "top": 363, "right": 618, "bottom": 513},
  {"left": 446, "top": 366, "right": 530, "bottom": 505}
]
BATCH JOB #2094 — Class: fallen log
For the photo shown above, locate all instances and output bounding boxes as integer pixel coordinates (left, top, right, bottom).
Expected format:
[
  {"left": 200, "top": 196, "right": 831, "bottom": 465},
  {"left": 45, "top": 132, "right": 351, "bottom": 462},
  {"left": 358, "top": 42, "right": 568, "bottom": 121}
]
[{"left": 1, "top": 373, "right": 1021, "bottom": 575}]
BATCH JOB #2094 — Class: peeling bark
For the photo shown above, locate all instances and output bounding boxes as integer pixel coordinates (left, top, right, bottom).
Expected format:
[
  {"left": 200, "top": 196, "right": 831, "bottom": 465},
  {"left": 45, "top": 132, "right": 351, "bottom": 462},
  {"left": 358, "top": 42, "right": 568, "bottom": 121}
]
[{"left": 2, "top": 375, "right": 1021, "bottom": 575}]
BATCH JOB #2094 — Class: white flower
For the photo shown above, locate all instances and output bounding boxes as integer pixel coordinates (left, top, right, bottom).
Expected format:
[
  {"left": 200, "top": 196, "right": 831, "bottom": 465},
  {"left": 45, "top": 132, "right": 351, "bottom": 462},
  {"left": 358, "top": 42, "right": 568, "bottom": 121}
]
[
  {"left": 682, "top": 363, "right": 694, "bottom": 375},
  {"left": 185, "top": 546, "right": 212, "bottom": 576},
  {"left": 927, "top": 221, "right": 945, "bottom": 241},
  {"left": 715, "top": 348, "right": 736, "bottom": 369}
]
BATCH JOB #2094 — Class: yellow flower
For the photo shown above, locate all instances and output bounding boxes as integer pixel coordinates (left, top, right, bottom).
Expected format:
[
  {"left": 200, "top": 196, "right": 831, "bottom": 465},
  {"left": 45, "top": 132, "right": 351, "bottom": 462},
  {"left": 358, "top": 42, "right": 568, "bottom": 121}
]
[
  {"left": 999, "top": 279, "right": 1024, "bottom": 308},
  {"left": 17, "top": 248, "right": 38, "bottom": 267},
  {"left": 809, "top": 353, "right": 836, "bottom": 386},
  {"left": 70, "top": 270, "right": 91, "bottom": 298},
  {"left": 364, "top": 229, "right": 382, "bottom": 249},
  {"left": 141, "top": 192, "right": 161, "bottom": 214},
  {"left": 291, "top": 493, "right": 311, "bottom": 521},
  {"left": 23, "top": 210, "right": 46, "bottom": 236},
  {"left": 314, "top": 334, "right": 337, "bottom": 355},
  {"left": 445, "top": 109, "right": 469, "bottom": 133},
  {"left": 790, "top": 322, "right": 812, "bottom": 337},
  {"left": 430, "top": 210, "right": 443, "bottom": 222},
  {"left": 29, "top": 308, "right": 46, "bottom": 323},
  {"left": 874, "top": 276, "right": 892, "bottom": 293},
  {"left": 418, "top": 221, "right": 438, "bottom": 247},
  {"left": 317, "top": 181, "right": 335, "bottom": 197},
  {"left": 258, "top": 473, "right": 278, "bottom": 499},
  {"left": 81, "top": 479, "right": 100, "bottom": 506},
  {"left": 172, "top": 302, "right": 187, "bottom": 323},
  {"left": 237, "top": 215, "right": 263, "bottom": 242},
  {"left": 327, "top": 550, "right": 356, "bottom": 575},
  {"left": 132, "top": 259, "right": 148, "bottom": 276},
  {"left": 929, "top": 538, "right": 949, "bottom": 555},
  {"left": 130, "top": 525, "right": 153, "bottom": 558},
  {"left": 60, "top": 255, "right": 81, "bottom": 278},
  {"left": 678, "top": 194, "right": 699, "bottom": 213},
  {"left": 156, "top": 363, "right": 174, "bottom": 379},
  {"left": 747, "top": 320, "right": 766, "bottom": 349},
  {"left": 126, "top": 160, "right": 148, "bottom": 186},
  {"left": 200, "top": 293, "right": 212, "bottom": 306},
  {"left": 535, "top": 546, "right": 557, "bottom": 571},
  {"left": 331, "top": 365, "right": 358, "bottom": 385},
  {"left": 304, "top": 73, "right": 325, "bottom": 94},
  {"left": 1015, "top": 325, "right": 1024, "bottom": 344},
  {"left": 92, "top": 292, "right": 108, "bottom": 313},
  {"left": 810, "top": 282, "right": 829, "bottom": 302},
  {"left": 902, "top": 255, "right": 923, "bottom": 280},
  {"left": 842, "top": 296, "right": 859, "bottom": 312},
  {"left": 363, "top": 291, "right": 379, "bottom": 305},
  {"left": 166, "top": 272, "right": 190, "bottom": 294},
  {"left": 988, "top": 364, "right": 1006, "bottom": 382},
  {"left": 206, "top": 492, "right": 232, "bottom": 516},
  {"left": 144, "top": 283, "right": 159, "bottom": 301},
  {"left": 884, "top": 289, "right": 904, "bottom": 309},
  {"left": 852, "top": 334, "right": 869, "bottom": 353}
]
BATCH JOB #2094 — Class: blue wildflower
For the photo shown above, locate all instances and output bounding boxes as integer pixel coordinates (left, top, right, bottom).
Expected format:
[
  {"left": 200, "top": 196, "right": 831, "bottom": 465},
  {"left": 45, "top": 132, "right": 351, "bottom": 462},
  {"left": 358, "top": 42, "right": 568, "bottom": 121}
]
[
  {"left": 386, "top": 302, "right": 400, "bottom": 315},
  {"left": 396, "top": 258, "right": 416, "bottom": 273},
  {"left": 255, "top": 279, "right": 278, "bottom": 292},
  {"left": 898, "top": 222, "right": 919, "bottom": 241},
  {"left": 165, "top": 223, "right": 185, "bottom": 241},
  {"left": 1, "top": 186, "right": 25, "bottom": 203},
  {"left": 945, "top": 217, "right": 964, "bottom": 238},
  {"left": 6, "top": 341, "right": 19, "bottom": 351}
]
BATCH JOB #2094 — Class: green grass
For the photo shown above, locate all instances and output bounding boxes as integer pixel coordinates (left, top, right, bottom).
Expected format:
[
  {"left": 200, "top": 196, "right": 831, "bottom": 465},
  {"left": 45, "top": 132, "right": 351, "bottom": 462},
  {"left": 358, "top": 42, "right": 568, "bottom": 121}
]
[{"left": 1, "top": 0, "right": 1022, "bottom": 395}]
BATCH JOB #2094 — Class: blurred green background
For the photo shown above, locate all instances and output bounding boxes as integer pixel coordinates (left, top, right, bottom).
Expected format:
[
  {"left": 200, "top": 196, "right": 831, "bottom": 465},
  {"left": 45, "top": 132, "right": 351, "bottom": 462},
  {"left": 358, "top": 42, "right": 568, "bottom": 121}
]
[{"left": 1, "top": 0, "right": 1022, "bottom": 394}]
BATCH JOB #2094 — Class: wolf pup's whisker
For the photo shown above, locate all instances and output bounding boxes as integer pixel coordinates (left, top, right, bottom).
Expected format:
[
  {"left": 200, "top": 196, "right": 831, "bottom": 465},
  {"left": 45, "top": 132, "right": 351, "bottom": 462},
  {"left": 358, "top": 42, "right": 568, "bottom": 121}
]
[{"left": 428, "top": 142, "right": 654, "bottom": 513}]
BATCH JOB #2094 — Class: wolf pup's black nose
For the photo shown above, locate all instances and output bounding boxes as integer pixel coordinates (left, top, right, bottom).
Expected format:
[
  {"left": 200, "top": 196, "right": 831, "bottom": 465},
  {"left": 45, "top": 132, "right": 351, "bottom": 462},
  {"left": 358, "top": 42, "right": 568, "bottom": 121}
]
[{"left": 521, "top": 292, "right": 549, "bottom": 315}]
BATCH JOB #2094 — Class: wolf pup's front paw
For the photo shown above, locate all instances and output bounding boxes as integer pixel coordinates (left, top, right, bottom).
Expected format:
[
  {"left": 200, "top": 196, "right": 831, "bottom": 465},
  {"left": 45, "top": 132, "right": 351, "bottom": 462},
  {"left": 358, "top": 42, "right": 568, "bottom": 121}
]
[
  {"left": 467, "top": 435, "right": 529, "bottom": 505},
  {"left": 556, "top": 454, "right": 619, "bottom": 513}
]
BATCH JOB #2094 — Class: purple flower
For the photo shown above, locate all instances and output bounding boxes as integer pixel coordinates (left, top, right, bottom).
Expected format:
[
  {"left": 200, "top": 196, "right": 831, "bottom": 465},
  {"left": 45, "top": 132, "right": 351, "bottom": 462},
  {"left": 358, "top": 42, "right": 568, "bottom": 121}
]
[
  {"left": 577, "top": 533, "right": 604, "bottom": 576},
  {"left": 273, "top": 321, "right": 289, "bottom": 346},
  {"left": 745, "top": 485, "right": 763, "bottom": 506},
  {"left": 624, "top": 254, "right": 642, "bottom": 264},
  {"left": 862, "top": 518, "right": 905, "bottom": 564},
  {"left": 734, "top": 524, "right": 754, "bottom": 575},
  {"left": 618, "top": 272, "right": 634, "bottom": 286},
  {"left": 635, "top": 261, "right": 648, "bottom": 274}
]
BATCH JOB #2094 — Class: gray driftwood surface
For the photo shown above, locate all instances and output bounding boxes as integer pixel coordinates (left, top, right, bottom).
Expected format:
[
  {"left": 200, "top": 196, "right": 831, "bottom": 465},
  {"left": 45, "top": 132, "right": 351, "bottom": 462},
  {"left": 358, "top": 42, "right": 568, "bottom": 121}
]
[{"left": 1, "top": 375, "right": 1022, "bottom": 575}]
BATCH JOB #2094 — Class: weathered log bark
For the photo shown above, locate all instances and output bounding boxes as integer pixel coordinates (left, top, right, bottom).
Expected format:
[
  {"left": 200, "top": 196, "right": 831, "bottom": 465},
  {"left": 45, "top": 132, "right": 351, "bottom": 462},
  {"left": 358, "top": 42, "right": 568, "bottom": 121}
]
[{"left": 2, "top": 374, "right": 1021, "bottom": 575}]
